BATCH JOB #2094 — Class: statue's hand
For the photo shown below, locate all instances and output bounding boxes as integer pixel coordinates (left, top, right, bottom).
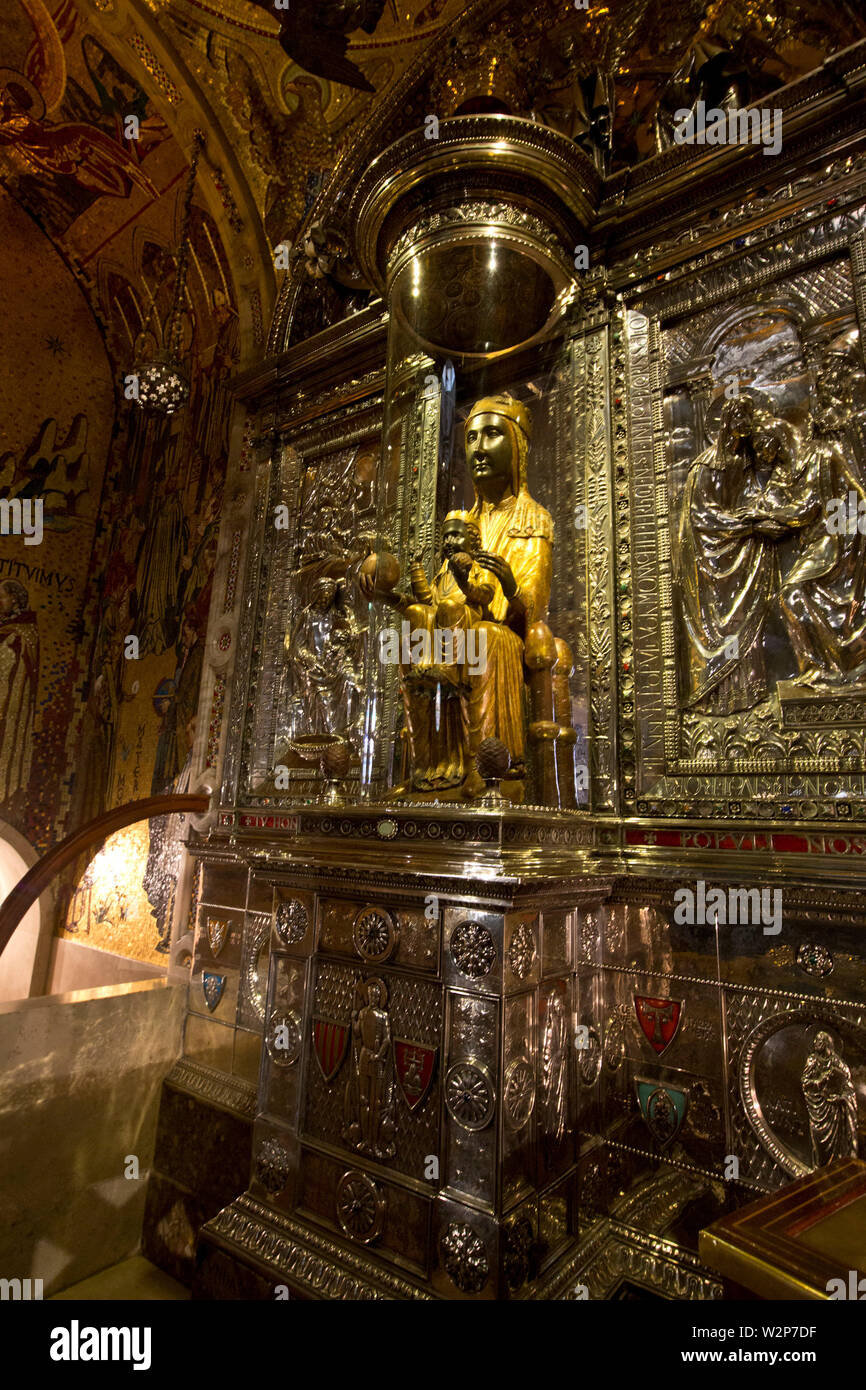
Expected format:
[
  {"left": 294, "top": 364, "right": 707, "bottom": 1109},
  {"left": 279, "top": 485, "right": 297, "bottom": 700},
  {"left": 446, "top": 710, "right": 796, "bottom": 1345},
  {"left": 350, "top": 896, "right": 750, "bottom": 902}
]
[
  {"left": 358, "top": 554, "right": 378, "bottom": 598},
  {"left": 733, "top": 509, "right": 785, "bottom": 538},
  {"left": 477, "top": 550, "right": 517, "bottom": 599},
  {"left": 753, "top": 518, "right": 789, "bottom": 538}
]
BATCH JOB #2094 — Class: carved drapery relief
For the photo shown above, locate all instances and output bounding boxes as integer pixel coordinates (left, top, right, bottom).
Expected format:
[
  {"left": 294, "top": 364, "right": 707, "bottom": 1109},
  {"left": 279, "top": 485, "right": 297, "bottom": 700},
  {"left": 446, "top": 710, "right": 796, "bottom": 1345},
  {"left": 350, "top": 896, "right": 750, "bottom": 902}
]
[{"left": 623, "top": 191, "right": 866, "bottom": 819}]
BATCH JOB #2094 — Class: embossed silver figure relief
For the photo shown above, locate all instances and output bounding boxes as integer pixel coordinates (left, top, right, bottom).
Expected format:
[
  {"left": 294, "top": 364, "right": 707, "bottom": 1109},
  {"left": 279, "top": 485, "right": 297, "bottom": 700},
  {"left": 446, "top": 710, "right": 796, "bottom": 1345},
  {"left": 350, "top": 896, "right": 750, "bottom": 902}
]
[
  {"left": 255, "top": 1138, "right": 292, "bottom": 1196},
  {"left": 343, "top": 976, "right": 397, "bottom": 1160},
  {"left": 508, "top": 921, "right": 537, "bottom": 980},
  {"left": 242, "top": 914, "right": 271, "bottom": 1023},
  {"left": 739, "top": 1009, "right": 866, "bottom": 1178},
  {"left": 504, "top": 1057, "right": 536, "bottom": 1131},
  {"left": 444, "top": 1060, "right": 495, "bottom": 1131},
  {"left": 440, "top": 1222, "right": 489, "bottom": 1295},
  {"left": 669, "top": 311, "right": 866, "bottom": 755},
  {"left": 450, "top": 921, "right": 496, "bottom": 978},
  {"left": 541, "top": 994, "right": 569, "bottom": 1141},
  {"left": 335, "top": 1170, "right": 385, "bottom": 1244},
  {"left": 577, "top": 910, "right": 601, "bottom": 965},
  {"left": 675, "top": 394, "right": 781, "bottom": 715},
  {"left": 801, "top": 1031, "right": 859, "bottom": 1167},
  {"left": 770, "top": 343, "right": 866, "bottom": 690},
  {"left": 267, "top": 1011, "right": 303, "bottom": 1068},
  {"left": 277, "top": 444, "right": 375, "bottom": 750},
  {"left": 276, "top": 898, "right": 309, "bottom": 945},
  {"left": 687, "top": 1081, "right": 722, "bottom": 1142},
  {"left": 352, "top": 906, "right": 398, "bottom": 963}
]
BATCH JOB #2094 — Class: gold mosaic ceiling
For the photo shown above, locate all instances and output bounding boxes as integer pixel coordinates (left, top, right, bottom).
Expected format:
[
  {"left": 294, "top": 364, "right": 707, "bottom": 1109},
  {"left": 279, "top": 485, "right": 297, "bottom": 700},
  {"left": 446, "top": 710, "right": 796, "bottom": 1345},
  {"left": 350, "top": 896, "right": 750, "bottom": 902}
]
[
  {"left": 150, "top": 0, "right": 864, "bottom": 247},
  {"left": 1, "top": 0, "right": 862, "bottom": 366}
]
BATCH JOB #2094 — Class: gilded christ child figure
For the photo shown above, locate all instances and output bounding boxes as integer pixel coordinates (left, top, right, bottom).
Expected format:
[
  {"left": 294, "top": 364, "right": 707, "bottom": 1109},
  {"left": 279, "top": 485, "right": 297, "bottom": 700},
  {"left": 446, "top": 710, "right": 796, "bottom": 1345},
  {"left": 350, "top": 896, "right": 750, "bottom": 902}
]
[{"left": 402, "top": 511, "right": 495, "bottom": 688}]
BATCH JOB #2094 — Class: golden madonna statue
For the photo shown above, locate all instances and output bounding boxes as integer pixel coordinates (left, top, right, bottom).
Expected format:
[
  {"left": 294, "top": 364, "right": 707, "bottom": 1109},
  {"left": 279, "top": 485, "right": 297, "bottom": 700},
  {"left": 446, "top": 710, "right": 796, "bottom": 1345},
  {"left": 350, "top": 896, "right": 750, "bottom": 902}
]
[
  {"left": 361, "top": 393, "right": 561, "bottom": 801},
  {"left": 461, "top": 394, "right": 554, "bottom": 797}
]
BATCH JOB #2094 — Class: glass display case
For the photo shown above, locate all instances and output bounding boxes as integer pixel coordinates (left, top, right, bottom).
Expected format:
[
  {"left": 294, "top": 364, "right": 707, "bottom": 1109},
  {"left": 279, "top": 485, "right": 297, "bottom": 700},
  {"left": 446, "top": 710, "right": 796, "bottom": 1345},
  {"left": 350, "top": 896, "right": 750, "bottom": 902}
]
[{"left": 358, "top": 313, "right": 589, "bottom": 808}]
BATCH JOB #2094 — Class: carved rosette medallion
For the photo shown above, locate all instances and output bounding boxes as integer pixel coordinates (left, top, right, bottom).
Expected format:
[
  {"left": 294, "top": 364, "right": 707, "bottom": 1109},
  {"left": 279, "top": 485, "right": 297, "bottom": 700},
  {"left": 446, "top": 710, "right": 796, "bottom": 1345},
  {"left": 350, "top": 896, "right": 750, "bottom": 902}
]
[
  {"left": 504, "top": 1057, "right": 536, "bottom": 1130},
  {"left": 352, "top": 906, "right": 398, "bottom": 963},
  {"left": 444, "top": 1060, "right": 495, "bottom": 1131},
  {"left": 276, "top": 899, "right": 308, "bottom": 945},
  {"left": 335, "top": 1170, "right": 384, "bottom": 1245},
  {"left": 796, "top": 943, "right": 834, "bottom": 978},
  {"left": 508, "top": 922, "right": 537, "bottom": 980},
  {"left": 255, "top": 1138, "right": 292, "bottom": 1196},
  {"left": 267, "top": 1011, "right": 302, "bottom": 1068},
  {"left": 450, "top": 921, "right": 496, "bottom": 978},
  {"left": 440, "top": 1223, "right": 489, "bottom": 1295}
]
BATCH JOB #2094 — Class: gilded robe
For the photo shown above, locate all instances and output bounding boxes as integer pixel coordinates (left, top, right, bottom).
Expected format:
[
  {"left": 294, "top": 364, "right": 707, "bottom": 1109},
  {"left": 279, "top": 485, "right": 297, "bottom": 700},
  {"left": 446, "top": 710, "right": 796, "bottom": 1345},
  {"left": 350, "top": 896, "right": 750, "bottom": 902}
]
[{"left": 467, "top": 489, "right": 553, "bottom": 766}]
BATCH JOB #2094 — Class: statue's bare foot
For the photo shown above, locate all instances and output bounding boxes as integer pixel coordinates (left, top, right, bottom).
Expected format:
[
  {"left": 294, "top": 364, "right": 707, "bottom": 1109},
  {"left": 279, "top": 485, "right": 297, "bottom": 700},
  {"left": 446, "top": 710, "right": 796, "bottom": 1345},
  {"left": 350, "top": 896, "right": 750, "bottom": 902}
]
[{"left": 461, "top": 769, "right": 486, "bottom": 800}]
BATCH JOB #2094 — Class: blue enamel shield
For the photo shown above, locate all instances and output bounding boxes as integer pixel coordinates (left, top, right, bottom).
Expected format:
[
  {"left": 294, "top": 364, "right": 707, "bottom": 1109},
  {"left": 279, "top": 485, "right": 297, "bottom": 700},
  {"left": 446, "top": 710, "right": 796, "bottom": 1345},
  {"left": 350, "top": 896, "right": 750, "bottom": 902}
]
[
  {"left": 635, "top": 1078, "right": 688, "bottom": 1148},
  {"left": 202, "top": 971, "right": 227, "bottom": 1013}
]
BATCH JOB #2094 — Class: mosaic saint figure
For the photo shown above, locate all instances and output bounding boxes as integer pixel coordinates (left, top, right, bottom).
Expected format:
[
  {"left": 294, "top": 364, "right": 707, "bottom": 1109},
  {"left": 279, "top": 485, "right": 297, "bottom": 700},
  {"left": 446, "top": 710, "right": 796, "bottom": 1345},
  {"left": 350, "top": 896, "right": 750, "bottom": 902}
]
[
  {"left": 0, "top": 70, "right": 158, "bottom": 200},
  {"left": 0, "top": 580, "right": 38, "bottom": 804},
  {"left": 135, "top": 474, "right": 189, "bottom": 655},
  {"left": 801, "top": 1031, "right": 859, "bottom": 1167}
]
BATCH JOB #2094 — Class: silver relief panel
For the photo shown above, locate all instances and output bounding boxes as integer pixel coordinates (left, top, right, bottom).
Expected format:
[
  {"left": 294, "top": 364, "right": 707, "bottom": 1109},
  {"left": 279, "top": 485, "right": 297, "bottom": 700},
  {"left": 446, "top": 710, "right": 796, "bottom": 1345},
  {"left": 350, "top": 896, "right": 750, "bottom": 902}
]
[
  {"left": 623, "top": 199, "right": 866, "bottom": 819},
  {"left": 238, "top": 911, "right": 272, "bottom": 1029},
  {"left": 444, "top": 991, "right": 500, "bottom": 1208},
  {"left": 302, "top": 958, "right": 441, "bottom": 1182},
  {"left": 731, "top": 994, "right": 866, "bottom": 1184}
]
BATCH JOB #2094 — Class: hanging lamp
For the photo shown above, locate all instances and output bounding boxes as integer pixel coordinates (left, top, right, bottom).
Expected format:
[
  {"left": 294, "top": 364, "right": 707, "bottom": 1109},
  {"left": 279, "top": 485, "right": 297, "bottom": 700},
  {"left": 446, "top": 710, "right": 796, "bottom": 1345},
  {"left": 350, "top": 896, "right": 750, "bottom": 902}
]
[{"left": 132, "top": 130, "right": 204, "bottom": 415}]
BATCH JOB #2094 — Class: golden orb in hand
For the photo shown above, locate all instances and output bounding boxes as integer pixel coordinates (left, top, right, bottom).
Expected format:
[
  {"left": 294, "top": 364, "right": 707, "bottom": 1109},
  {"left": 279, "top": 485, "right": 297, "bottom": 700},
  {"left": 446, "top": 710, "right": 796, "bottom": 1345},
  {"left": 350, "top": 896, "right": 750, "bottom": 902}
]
[{"left": 360, "top": 551, "right": 399, "bottom": 591}]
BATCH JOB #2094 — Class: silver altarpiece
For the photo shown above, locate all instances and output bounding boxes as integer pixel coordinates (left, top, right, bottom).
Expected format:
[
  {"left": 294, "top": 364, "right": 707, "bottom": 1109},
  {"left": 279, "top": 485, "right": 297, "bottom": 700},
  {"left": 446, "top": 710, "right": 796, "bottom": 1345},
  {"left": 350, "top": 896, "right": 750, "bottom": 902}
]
[{"left": 172, "top": 25, "right": 866, "bottom": 1300}]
